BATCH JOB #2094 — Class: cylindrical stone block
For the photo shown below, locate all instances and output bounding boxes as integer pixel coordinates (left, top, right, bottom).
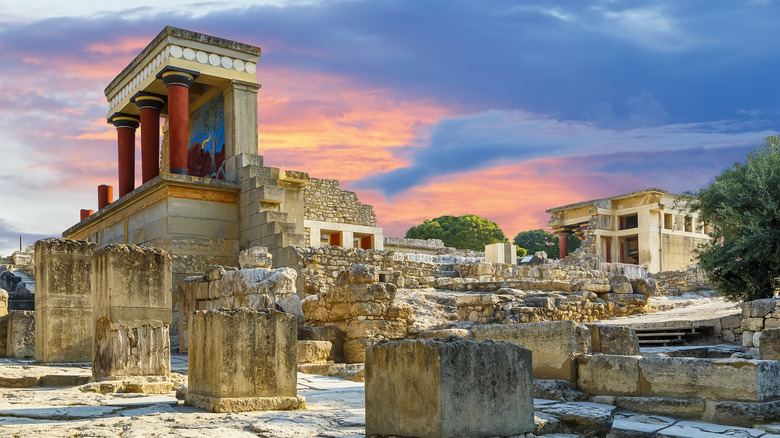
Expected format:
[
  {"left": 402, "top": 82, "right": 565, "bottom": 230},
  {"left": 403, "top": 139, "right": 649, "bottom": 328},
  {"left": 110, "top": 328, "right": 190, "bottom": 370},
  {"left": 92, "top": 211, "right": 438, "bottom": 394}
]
[{"left": 133, "top": 93, "right": 165, "bottom": 183}]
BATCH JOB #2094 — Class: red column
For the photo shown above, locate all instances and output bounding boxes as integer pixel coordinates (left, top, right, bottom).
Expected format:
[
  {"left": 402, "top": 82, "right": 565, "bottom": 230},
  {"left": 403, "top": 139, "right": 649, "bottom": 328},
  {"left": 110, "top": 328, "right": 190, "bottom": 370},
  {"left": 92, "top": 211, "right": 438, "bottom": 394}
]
[
  {"left": 157, "top": 67, "right": 199, "bottom": 175},
  {"left": 98, "top": 184, "right": 113, "bottom": 210},
  {"left": 556, "top": 230, "right": 572, "bottom": 259},
  {"left": 108, "top": 113, "right": 140, "bottom": 197},
  {"left": 132, "top": 92, "right": 166, "bottom": 183},
  {"left": 80, "top": 209, "right": 94, "bottom": 221}
]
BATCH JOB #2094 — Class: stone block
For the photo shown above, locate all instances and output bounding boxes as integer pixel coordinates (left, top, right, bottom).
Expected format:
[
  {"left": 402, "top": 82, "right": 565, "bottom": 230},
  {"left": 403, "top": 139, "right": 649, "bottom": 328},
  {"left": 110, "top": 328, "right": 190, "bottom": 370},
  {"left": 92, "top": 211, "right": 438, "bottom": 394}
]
[
  {"left": 297, "top": 340, "right": 331, "bottom": 363},
  {"left": 485, "top": 242, "right": 515, "bottom": 265},
  {"left": 344, "top": 337, "right": 382, "bottom": 363},
  {"left": 186, "top": 308, "right": 304, "bottom": 412},
  {"left": 297, "top": 325, "right": 345, "bottom": 363},
  {"left": 0, "top": 289, "right": 7, "bottom": 318},
  {"left": 747, "top": 298, "right": 777, "bottom": 318},
  {"left": 34, "top": 238, "right": 96, "bottom": 362},
  {"left": 609, "top": 275, "right": 633, "bottom": 294},
  {"left": 577, "top": 354, "right": 640, "bottom": 395},
  {"left": 639, "top": 357, "right": 780, "bottom": 402},
  {"left": 614, "top": 397, "right": 706, "bottom": 420},
  {"left": 759, "top": 328, "right": 780, "bottom": 361},
  {"left": 743, "top": 317, "right": 765, "bottom": 332},
  {"left": 92, "top": 244, "right": 172, "bottom": 382},
  {"left": 365, "top": 337, "right": 534, "bottom": 438},
  {"left": 335, "top": 264, "right": 378, "bottom": 285},
  {"left": 472, "top": 320, "right": 591, "bottom": 380},
  {"left": 238, "top": 246, "right": 272, "bottom": 269},
  {"left": 588, "top": 325, "right": 640, "bottom": 355},
  {"left": 6, "top": 310, "right": 34, "bottom": 358}
]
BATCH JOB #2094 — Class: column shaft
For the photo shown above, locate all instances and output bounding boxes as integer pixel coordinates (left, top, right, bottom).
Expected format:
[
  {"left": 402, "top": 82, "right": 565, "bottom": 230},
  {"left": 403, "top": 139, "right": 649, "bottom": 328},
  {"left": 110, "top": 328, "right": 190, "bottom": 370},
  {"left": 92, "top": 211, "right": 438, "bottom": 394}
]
[
  {"left": 133, "top": 93, "right": 165, "bottom": 183},
  {"left": 117, "top": 126, "right": 135, "bottom": 197},
  {"left": 167, "top": 84, "right": 189, "bottom": 175}
]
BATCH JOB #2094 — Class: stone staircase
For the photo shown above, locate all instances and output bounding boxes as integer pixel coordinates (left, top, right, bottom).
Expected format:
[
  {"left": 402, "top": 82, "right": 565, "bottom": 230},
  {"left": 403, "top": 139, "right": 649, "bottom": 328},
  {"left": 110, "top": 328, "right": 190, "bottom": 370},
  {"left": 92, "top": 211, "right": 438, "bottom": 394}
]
[{"left": 633, "top": 325, "right": 713, "bottom": 347}]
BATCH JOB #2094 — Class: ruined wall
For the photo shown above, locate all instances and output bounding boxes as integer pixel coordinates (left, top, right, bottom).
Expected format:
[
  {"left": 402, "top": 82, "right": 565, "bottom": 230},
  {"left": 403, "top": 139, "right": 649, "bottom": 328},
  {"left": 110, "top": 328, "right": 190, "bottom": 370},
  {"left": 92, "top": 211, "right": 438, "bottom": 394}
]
[
  {"left": 661, "top": 234, "right": 709, "bottom": 271},
  {"left": 303, "top": 178, "right": 376, "bottom": 226},
  {"left": 383, "top": 238, "right": 445, "bottom": 254},
  {"left": 648, "top": 266, "right": 710, "bottom": 295},
  {"left": 740, "top": 298, "right": 780, "bottom": 350}
]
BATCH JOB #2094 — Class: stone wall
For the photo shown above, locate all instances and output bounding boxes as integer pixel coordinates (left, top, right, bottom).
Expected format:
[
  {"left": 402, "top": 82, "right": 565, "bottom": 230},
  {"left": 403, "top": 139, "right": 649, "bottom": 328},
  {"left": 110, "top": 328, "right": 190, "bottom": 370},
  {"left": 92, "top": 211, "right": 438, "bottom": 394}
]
[
  {"left": 648, "top": 266, "right": 710, "bottom": 295},
  {"left": 740, "top": 298, "right": 780, "bottom": 350},
  {"left": 303, "top": 178, "right": 376, "bottom": 227},
  {"left": 383, "top": 237, "right": 445, "bottom": 254}
]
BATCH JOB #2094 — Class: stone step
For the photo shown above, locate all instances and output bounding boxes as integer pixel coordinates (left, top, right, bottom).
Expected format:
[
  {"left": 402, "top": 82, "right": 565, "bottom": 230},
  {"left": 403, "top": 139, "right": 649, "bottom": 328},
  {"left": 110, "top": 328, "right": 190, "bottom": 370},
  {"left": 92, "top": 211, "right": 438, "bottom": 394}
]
[{"left": 255, "top": 221, "right": 297, "bottom": 239}]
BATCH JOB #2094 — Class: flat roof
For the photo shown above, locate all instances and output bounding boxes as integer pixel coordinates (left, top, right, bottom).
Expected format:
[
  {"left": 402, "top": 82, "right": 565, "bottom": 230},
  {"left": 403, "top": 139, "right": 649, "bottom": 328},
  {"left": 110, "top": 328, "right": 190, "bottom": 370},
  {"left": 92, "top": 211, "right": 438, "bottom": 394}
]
[{"left": 545, "top": 188, "right": 670, "bottom": 213}]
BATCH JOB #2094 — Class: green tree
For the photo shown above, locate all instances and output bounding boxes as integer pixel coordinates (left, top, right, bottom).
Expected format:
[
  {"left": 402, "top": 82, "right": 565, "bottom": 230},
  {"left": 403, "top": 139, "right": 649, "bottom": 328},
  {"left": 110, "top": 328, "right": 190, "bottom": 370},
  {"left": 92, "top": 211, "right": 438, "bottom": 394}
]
[
  {"left": 405, "top": 214, "right": 509, "bottom": 251},
  {"left": 513, "top": 229, "right": 581, "bottom": 259},
  {"left": 682, "top": 135, "right": 780, "bottom": 302}
]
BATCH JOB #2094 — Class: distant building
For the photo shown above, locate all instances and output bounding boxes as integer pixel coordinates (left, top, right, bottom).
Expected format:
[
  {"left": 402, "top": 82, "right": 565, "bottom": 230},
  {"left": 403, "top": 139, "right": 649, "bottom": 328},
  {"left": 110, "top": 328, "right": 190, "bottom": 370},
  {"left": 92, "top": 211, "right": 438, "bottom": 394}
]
[{"left": 546, "top": 189, "right": 710, "bottom": 273}]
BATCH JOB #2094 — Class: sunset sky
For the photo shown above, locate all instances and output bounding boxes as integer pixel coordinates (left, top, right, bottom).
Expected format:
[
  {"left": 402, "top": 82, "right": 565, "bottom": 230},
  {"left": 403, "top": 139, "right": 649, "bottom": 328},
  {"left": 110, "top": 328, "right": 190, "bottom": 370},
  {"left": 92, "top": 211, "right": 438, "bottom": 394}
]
[{"left": 1, "top": 0, "right": 778, "bottom": 256}]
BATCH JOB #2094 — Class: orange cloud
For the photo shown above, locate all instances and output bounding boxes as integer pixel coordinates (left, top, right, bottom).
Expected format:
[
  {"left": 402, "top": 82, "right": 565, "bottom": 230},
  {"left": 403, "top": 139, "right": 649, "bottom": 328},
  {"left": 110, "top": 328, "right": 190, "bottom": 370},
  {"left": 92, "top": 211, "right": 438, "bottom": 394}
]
[
  {"left": 258, "top": 67, "right": 453, "bottom": 183},
  {"left": 87, "top": 37, "right": 150, "bottom": 55}
]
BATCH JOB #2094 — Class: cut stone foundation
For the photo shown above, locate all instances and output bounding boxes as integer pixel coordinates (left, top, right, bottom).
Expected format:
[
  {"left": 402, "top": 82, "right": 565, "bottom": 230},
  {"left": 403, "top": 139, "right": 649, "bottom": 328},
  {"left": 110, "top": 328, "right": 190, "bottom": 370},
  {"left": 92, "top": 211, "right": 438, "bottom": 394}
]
[
  {"left": 365, "top": 337, "right": 534, "bottom": 438},
  {"left": 186, "top": 308, "right": 304, "bottom": 413}
]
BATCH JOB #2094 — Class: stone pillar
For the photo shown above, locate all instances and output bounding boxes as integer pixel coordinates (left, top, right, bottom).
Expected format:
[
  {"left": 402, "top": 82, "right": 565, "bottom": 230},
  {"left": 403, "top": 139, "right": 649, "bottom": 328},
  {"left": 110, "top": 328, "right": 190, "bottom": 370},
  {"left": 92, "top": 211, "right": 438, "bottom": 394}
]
[
  {"left": 92, "top": 244, "right": 172, "bottom": 391},
  {"left": 108, "top": 113, "right": 140, "bottom": 198},
  {"left": 79, "top": 209, "right": 94, "bottom": 221},
  {"left": 35, "top": 238, "right": 96, "bottom": 363},
  {"left": 224, "top": 80, "right": 260, "bottom": 181},
  {"left": 342, "top": 231, "right": 354, "bottom": 249},
  {"left": 6, "top": 310, "right": 34, "bottom": 358},
  {"left": 485, "top": 242, "right": 515, "bottom": 265},
  {"left": 132, "top": 92, "right": 166, "bottom": 183},
  {"left": 157, "top": 67, "right": 199, "bottom": 175},
  {"left": 97, "top": 184, "right": 113, "bottom": 210},
  {"left": 365, "top": 337, "right": 534, "bottom": 438},
  {"left": 186, "top": 308, "right": 305, "bottom": 412},
  {"left": 556, "top": 230, "right": 572, "bottom": 259}
]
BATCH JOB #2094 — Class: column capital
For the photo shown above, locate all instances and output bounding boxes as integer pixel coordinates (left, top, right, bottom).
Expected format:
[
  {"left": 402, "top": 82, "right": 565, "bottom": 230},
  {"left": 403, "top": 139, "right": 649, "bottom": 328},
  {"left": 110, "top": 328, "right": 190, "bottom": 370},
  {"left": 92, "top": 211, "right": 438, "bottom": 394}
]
[
  {"left": 132, "top": 92, "right": 166, "bottom": 111},
  {"left": 108, "top": 112, "right": 140, "bottom": 129},
  {"left": 156, "top": 66, "right": 200, "bottom": 88}
]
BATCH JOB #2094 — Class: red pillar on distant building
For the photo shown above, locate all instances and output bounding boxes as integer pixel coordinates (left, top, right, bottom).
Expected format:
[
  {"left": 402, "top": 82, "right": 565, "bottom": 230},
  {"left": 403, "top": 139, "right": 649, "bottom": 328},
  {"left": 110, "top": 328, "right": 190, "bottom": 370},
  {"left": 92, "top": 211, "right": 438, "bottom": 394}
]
[
  {"left": 556, "top": 230, "right": 572, "bottom": 260},
  {"left": 108, "top": 113, "right": 140, "bottom": 197},
  {"left": 132, "top": 92, "right": 166, "bottom": 183},
  {"left": 157, "top": 67, "right": 199, "bottom": 175},
  {"left": 98, "top": 184, "right": 113, "bottom": 210},
  {"left": 79, "top": 209, "right": 94, "bottom": 221}
]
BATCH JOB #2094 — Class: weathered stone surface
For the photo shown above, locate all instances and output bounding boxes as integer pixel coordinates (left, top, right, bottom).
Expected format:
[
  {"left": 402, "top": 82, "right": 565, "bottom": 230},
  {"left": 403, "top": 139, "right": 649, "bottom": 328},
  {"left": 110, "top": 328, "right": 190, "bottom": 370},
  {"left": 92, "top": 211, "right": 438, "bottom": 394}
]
[
  {"left": 298, "top": 325, "right": 345, "bottom": 363},
  {"left": 589, "top": 325, "right": 640, "bottom": 355},
  {"left": 344, "top": 337, "right": 381, "bottom": 364},
  {"left": 0, "top": 289, "right": 7, "bottom": 318},
  {"left": 35, "top": 238, "right": 96, "bottom": 363},
  {"left": 760, "top": 328, "right": 780, "bottom": 361},
  {"left": 533, "top": 379, "right": 590, "bottom": 402},
  {"left": 534, "top": 401, "right": 616, "bottom": 436},
  {"left": 704, "top": 399, "right": 780, "bottom": 427},
  {"left": 615, "top": 396, "right": 706, "bottom": 420},
  {"left": 471, "top": 320, "right": 591, "bottom": 380},
  {"left": 610, "top": 275, "right": 633, "bottom": 294},
  {"left": 639, "top": 357, "right": 780, "bottom": 402},
  {"left": 6, "top": 310, "right": 34, "bottom": 358},
  {"left": 297, "top": 340, "right": 332, "bottom": 364},
  {"left": 609, "top": 412, "right": 677, "bottom": 438},
  {"left": 745, "top": 298, "right": 776, "bottom": 319},
  {"left": 187, "top": 308, "right": 301, "bottom": 412},
  {"left": 336, "top": 264, "right": 378, "bottom": 285},
  {"left": 577, "top": 354, "right": 640, "bottom": 396},
  {"left": 92, "top": 244, "right": 171, "bottom": 381},
  {"left": 365, "top": 337, "right": 534, "bottom": 438},
  {"left": 239, "top": 246, "right": 272, "bottom": 269}
]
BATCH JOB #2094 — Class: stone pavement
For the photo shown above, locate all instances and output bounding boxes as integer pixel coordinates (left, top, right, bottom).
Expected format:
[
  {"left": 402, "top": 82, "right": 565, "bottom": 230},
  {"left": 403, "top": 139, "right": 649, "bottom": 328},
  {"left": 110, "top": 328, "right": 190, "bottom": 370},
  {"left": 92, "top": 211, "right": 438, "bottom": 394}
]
[{"left": 0, "top": 355, "right": 778, "bottom": 437}]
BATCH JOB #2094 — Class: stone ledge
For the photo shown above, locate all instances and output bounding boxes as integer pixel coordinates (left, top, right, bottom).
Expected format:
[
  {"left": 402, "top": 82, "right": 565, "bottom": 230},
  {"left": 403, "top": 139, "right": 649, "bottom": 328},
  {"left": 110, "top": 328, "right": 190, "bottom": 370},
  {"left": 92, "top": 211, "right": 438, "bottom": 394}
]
[{"left": 185, "top": 393, "right": 306, "bottom": 413}]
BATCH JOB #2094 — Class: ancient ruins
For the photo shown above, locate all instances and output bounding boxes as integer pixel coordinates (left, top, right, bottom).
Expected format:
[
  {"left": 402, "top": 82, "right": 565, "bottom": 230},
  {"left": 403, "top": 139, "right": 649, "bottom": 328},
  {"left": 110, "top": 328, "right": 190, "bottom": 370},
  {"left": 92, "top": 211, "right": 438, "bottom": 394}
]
[{"left": 0, "top": 26, "right": 779, "bottom": 437}]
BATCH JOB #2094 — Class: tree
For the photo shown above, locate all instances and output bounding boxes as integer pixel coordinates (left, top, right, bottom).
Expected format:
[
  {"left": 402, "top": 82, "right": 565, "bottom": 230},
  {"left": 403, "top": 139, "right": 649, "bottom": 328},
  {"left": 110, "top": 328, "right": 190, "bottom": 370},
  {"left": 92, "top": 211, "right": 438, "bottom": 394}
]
[
  {"left": 405, "top": 214, "right": 509, "bottom": 251},
  {"left": 513, "top": 229, "right": 581, "bottom": 259},
  {"left": 682, "top": 135, "right": 780, "bottom": 302}
]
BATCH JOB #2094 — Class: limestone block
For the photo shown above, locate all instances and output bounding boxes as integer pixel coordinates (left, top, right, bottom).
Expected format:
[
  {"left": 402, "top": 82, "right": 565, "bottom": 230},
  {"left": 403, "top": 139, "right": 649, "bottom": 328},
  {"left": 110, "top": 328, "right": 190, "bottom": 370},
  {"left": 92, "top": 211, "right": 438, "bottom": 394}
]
[
  {"left": 614, "top": 397, "right": 706, "bottom": 420},
  {"left": 639, "top": 357, "right": 780, "bottom": 402},
  {"left": 346, "top": 319, "right": 407, "bottom": 340},
  {"left": 298, "top": 325, "right": 346, "bottom": 363},
  {"left": 335, "top": 264, "right": 378, "bottom": 285},
  {"left": 588, "top": 325, "right": 640, "bottom": 355},
  {"left": 747, "top": 298, "right": 777, "bottom": 318},
  {"left": 365, "top": 337, "right": 534, "bottom": 438},
  {"left": 344, "top": 337, "right": 382, "bottom": 364},
  {"left": 238, "top": 246, "right": 272, "bottom": 269},
  {"left": 743, "top": 330, "right": 755, "bottom": 347},
  {"left": 187, "top": 308, "right": 303, "bottom": 412},
  {"left": 577, "top": 354, "right": 640, "bottom": 395},
  {"left": 759, "top": 328, "right": 780, "bottom": 361},
  {"left": 0, "top": 289, "right": 7, "bottom": 317},
  {"left": 92, "top": 244, "right": 172, "bottom": 381},
  {"left": 582, "top": 282, "right": 611, "bottom": 293},
  {"left": 630, "top": 278, "right": 657, "bottom": 296},
  {"left": 471, "top": 320, "right": 591, "bottom": 381},
  {"left": 204, "top": 265, "right": 225, "bottom": 281},
  {"left": 609, "top": 275, "right": 633, "bottom": 294},
  {"left": 6, "top": 310, "right": 34, "bottom": 358},
  {"left": 743, "top": 317, "right": 765, "bottom": 332},
  {"left": 754, "top": 331, "right": 762, "bottom": 348},
  {"left": 471, "top": 262, "right": 495, "bottom": 276},
  {"left": 297, "top": 340, "right": 332, "bottom": 363},
  {"left": 34, "top": 238, "right": 96, "bottom": 362}
]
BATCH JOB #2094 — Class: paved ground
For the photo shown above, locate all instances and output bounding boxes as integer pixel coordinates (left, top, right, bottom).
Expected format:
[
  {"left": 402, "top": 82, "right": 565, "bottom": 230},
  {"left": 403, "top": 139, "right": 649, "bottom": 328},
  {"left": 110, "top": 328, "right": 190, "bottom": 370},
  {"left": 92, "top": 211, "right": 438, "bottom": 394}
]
[
  {"left": 599, "top": 292, "right": 741, "bottom": 328},
  {"left": 0, "top": 355, "right": 779, "bottom": 437}
]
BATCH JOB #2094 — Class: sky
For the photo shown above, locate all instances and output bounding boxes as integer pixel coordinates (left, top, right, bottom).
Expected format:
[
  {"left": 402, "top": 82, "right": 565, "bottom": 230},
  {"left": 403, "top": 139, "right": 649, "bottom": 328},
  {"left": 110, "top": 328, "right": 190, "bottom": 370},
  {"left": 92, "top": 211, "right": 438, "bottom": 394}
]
[{"left": 1, "top": 0, "right": 778, "bottom": 256}]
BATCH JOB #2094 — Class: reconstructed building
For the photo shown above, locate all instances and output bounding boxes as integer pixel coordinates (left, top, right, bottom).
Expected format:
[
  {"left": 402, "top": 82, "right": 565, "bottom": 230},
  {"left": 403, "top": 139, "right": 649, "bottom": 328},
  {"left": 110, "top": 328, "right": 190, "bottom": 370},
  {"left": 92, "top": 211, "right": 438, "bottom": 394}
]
[
  {"left": 546, "top": 189, "right": 710, "bottom": 273},
  {"left": 63, "top": 26, "right": 383, "bottom": 292}
]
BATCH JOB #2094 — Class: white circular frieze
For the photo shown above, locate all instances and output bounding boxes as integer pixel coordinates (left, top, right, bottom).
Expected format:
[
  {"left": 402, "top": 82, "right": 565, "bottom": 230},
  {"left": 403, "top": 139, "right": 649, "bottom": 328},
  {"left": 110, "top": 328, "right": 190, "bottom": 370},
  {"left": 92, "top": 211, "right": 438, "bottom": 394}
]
[
  {"left": 196, "top": 51, "right": 208, "bottom": 63},
  {"left": 208, "top": 53, "right": 220, "bottom": 66},
  {"left": 233, "top": 59, "right": 245, "bottom": 71},
  {"left": 170, "top": 45, "right": 183, "bottom": 58},
  {"left": 245, "top": 62, "right": 256, "bottom": 74},
  {"left": 183, "top": 48, "right": 196, "bottom": 61},
  {"left": 221, "top": 56, "right": 232, "bottom": 69}
]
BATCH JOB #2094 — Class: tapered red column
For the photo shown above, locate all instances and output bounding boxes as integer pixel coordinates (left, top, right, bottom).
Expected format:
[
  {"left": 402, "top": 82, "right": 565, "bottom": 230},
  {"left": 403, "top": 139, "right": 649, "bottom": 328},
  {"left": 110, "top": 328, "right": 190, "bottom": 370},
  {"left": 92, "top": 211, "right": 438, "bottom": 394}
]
[
  {"left": 157, "top": 67, "right": 199, "bottom": 175},
  {"left": 108, "top": 113, "right": 140, "bottom": 197},
  {"left": 556, "top": 230, "right": 572, "bottom": 259},
  {"left": 97, "top": 185, "right": 113, "bottom": 210},
  {"left": 132, "top": 92, "right": 166, "bottom": 183}
]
